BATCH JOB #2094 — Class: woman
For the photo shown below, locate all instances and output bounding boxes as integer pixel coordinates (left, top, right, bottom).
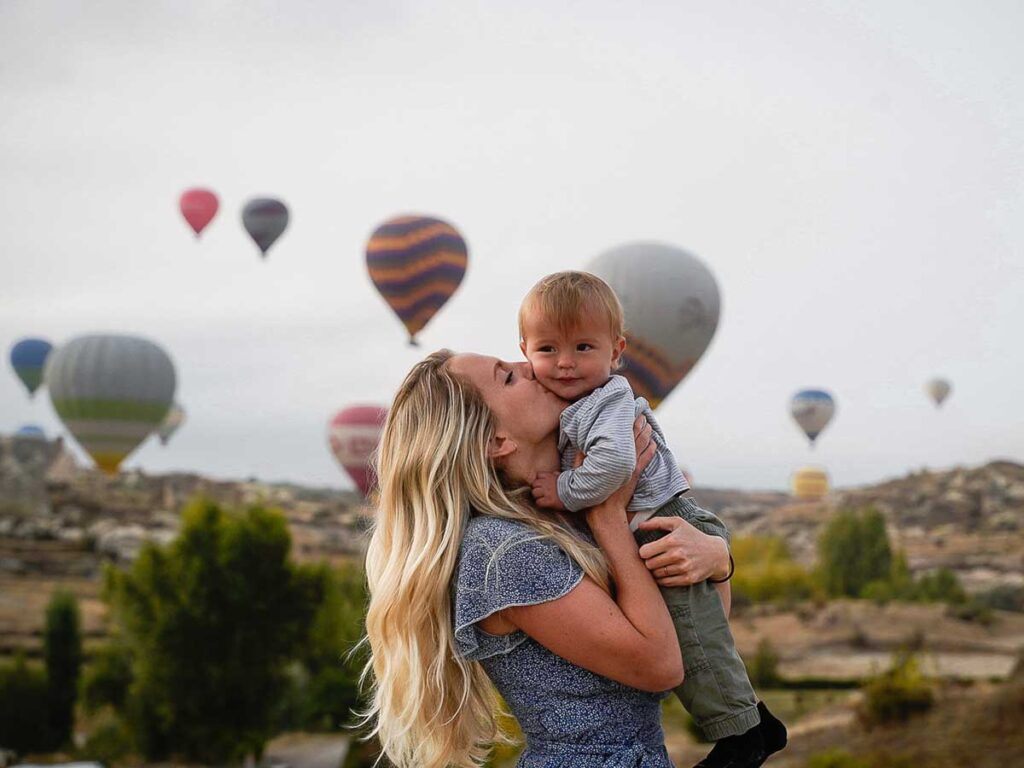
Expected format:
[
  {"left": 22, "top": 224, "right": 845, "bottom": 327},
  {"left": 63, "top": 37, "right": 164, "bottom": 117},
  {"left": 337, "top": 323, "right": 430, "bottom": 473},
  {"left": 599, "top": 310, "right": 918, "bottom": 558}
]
[{"left": 363, "top": 351, "right": 731, "bottom": 768}]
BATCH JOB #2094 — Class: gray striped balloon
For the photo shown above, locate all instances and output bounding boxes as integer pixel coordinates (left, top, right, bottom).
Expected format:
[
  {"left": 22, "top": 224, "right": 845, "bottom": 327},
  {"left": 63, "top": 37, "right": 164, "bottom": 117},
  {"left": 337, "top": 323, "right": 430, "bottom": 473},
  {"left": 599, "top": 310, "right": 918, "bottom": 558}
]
[{"left": 45, "top": 335, "right": 176, "bottom": 474}]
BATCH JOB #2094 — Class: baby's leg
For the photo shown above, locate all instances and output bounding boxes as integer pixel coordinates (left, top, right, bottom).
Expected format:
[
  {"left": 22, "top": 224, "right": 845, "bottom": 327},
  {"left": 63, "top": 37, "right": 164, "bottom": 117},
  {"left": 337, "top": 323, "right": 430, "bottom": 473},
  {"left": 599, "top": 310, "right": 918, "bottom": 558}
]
[{"left": 633, "top": 500, "right": 759, "bottom": 741}]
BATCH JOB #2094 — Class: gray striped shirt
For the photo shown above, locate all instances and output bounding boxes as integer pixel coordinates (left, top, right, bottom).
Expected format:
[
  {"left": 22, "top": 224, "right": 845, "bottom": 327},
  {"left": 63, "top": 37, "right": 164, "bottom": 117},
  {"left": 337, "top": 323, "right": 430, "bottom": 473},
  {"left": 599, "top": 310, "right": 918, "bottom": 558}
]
[{"left": 557, "top": 375, "right": 689, "bottom": 513}]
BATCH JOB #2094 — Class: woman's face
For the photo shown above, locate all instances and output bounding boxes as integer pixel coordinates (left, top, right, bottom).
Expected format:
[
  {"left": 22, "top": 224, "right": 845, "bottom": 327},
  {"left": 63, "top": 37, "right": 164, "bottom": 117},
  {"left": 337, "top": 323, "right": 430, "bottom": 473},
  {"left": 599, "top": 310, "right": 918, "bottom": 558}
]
[{"left": 448, "top": 353, "right": 568, "bottom": 447}]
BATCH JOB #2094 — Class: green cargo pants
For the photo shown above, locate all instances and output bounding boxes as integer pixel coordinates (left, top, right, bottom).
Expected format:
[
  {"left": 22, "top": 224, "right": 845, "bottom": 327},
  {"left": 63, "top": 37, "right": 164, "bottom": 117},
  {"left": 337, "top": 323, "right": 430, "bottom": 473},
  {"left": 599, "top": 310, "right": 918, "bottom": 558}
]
[{"left": 632, "top": 495, "right": 760, "bottom": 741}]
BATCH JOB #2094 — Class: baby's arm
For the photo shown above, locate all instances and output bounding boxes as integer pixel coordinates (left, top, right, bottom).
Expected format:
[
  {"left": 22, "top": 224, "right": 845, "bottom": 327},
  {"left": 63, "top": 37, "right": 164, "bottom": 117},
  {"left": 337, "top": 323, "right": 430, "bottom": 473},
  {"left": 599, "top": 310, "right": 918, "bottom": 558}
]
[{"left": 553, "top": 387, "right": 638, "bottom": 512}]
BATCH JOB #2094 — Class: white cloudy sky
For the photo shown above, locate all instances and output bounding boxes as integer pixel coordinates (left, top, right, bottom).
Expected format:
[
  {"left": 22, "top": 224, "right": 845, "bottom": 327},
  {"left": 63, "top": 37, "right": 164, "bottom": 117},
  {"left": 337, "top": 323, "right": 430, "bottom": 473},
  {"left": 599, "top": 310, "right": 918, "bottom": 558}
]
[{"left": 1, "top": 1, "right": 1021, "bottom": 492}]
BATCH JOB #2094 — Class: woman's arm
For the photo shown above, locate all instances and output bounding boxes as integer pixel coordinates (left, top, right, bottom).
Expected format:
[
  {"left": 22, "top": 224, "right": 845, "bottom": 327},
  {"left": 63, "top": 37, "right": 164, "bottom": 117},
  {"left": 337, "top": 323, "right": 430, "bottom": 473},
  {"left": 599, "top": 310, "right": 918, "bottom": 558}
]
[{"left": 496, "top": 417, "right": 683, "bottom": 692}]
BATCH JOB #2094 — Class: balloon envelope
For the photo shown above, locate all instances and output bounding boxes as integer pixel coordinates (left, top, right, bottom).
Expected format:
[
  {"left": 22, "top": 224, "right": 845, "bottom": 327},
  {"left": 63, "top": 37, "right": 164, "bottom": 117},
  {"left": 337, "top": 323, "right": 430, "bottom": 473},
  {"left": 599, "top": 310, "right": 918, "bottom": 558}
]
[
  {"left": 157, "top": 402, "right": 186, "bottom": 446},
  {"left": 586, "top": 242, "right": 720, "bottom": 408},
  {"left": 242, "top": 198, "right": 289, "bottom": 256},
  {"left": 926, "top": 378, "right": 952, "bottom": 407},
  {"left": 791, "top": 389, "right": 835, "bottom": 445},
  {"left": 328, "top": 405, "right": 388, "bottom": 497},
  {"left": 179, "top": 188, "right": 219, "bottom": 237},
  {"left": 791, "top": 466, "right": 829, "bottom": 500},
  {"left": 46, "top": 335, "right": 176, "bottom": 475},
  {"left": 366, "top": 215, "right": 468, "bottom": 345},
  {"left": 10, "top": 338, "right": 54, "bottom": 397}
]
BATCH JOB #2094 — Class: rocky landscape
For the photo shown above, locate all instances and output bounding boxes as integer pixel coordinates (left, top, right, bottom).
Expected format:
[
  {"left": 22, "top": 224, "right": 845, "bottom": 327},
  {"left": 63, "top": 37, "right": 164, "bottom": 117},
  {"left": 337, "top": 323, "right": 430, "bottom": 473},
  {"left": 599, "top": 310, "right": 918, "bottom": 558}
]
[{"left": 1, "top": 433, "right": 1022, "bottom": 680}]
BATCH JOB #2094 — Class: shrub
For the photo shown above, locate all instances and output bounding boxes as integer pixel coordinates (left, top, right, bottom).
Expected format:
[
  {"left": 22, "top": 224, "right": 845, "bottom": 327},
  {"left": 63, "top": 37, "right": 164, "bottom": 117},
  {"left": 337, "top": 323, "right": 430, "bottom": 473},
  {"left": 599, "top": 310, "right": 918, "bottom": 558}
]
[
  {"left": 44, "top": 589, "right": 82, "bottom": 747},
  {"left": 746, "top": 638, "right": 782, "bottom": 689},
  {"left": 973, "top": 584, "right": 1024, "bottom": 613},
  {"left": 80, "top": 642, "right": 133, "bottom": 713},
  {"left": 77, "top": 711, "right": 134, "bottom": 765},
  {"left": 807, "top": 749, "right": 870, "bottom": 768},
  {"left": 730, "top": 535, "right": 816, "bottom": 605},
  {"left": 0, "top": 653, "right": 56, "bottom": 754},
  {"left": 858, "top": 652, "right": 934, "bottom": 727},
  {"left": 817, "top": 508, "right": 892, "bottom": 598}
]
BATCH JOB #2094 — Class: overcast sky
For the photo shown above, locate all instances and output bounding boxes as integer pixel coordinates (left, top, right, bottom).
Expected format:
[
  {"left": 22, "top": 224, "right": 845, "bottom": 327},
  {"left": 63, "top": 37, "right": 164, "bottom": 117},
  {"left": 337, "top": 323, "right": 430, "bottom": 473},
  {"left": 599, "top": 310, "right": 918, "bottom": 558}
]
[{"left": 2, "top": 1, "right": 1021, "bottom": 492}]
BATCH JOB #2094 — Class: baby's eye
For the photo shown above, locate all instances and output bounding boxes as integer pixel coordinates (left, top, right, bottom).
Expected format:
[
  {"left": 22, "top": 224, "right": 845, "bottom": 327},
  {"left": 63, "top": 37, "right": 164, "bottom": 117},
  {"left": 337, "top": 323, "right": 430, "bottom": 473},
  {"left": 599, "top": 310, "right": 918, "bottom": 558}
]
[
  {"left": 538, "top": 345, "right": 555, "bottom": 353},
  {"left": 577, "top": 343, "right": 594, "bottom": 352}
]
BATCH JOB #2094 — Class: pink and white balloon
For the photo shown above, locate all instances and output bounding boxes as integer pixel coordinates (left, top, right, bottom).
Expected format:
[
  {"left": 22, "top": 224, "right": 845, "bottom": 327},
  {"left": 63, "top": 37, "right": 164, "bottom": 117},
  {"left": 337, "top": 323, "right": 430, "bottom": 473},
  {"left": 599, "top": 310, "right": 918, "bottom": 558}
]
[{"left": 328, "top": 405, "right": 388, "bottom": 497}]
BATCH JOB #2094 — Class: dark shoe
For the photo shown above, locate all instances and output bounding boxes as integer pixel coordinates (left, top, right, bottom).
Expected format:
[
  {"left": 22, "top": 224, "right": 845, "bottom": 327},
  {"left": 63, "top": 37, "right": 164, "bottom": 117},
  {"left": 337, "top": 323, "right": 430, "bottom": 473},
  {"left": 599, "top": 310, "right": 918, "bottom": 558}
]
[
  {"left": 757, "top": 700, "right": 788, "bottom": 759},
  {"left": 692, "top": 723, "right": 766, "bottom": 768}
]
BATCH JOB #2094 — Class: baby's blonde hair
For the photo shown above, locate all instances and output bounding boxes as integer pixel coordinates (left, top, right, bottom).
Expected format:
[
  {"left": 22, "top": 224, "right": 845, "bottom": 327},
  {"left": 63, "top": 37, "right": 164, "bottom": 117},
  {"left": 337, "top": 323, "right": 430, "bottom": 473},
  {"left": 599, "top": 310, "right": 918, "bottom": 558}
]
[
  {"left": 362, "top": 349, "right": 610, "bottom": 768},
  {"left": 518, "top": 270, "right": 625, "bottom": 343}
]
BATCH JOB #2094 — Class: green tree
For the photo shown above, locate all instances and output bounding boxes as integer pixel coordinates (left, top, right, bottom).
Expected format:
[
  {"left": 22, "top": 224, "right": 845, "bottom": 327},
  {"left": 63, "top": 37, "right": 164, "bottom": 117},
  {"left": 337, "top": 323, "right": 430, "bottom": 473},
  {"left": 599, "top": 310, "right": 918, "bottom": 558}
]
[
  {"left": 0, "top": 653, "right": 54, "bottom": 753},
  {"left": 105, "top": 497, "right": 322, "bottom": 763},
  {"left": 298, "top": 561, "right": 368, "bottom": 730},
  {"left": 817, "top": 508, "right": 892, "bottom": 598},
  {"left": 44, "top": 589, "right": 82, "bottom": 747}
]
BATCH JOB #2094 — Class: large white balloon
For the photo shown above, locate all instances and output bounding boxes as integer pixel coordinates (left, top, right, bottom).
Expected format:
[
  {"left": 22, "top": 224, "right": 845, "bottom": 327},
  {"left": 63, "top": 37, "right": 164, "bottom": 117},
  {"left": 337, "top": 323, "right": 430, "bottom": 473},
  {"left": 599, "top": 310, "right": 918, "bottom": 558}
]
[
  {"left": 587, "top": 242, "right": 721, "bottom": 408},
  {"left": 46, "top": 334, "right": 176, "bottom": 474}
]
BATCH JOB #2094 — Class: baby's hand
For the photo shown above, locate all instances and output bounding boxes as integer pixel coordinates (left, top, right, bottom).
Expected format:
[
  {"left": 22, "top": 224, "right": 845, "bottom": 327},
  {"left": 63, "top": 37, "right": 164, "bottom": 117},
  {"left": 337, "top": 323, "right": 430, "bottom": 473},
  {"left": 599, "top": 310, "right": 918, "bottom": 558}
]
[{"left": 531, "top": 472, "right": 565, "bottom": 510}]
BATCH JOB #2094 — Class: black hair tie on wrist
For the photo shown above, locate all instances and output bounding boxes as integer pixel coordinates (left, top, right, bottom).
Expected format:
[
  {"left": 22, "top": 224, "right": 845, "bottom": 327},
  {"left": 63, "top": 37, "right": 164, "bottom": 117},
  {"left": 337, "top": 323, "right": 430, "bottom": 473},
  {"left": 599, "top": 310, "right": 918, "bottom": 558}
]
[{"left": 708, "top": 554, "right": 735, "bottom": 584}]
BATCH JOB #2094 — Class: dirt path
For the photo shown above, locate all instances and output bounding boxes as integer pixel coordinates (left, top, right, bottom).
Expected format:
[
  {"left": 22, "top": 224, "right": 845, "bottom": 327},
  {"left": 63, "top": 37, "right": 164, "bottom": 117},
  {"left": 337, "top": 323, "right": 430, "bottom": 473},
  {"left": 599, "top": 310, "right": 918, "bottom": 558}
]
[{"left": 264, "top": 733, "right": 350, "bottom": 768}]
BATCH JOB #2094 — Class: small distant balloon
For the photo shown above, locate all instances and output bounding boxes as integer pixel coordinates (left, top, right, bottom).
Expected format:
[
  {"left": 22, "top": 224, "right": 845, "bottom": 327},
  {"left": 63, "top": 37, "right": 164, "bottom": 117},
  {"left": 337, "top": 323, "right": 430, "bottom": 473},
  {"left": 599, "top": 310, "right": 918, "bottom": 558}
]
[
  {"left": 179, "top": 188, "right": 219, "bottom": 237},
  {"left": 10, "top": 338, "right": 54, "bottom": 398},
  {"left": 242, "top": 198, "right": 289, "bottom": 257},
  {"left": 46, "top": 334, "right": 176, "bottom": 475},
  {"left": 925, "top": 378, "right": 952, "bottom": 408},
  {"left": 366, "top": 215, "right": 468, "bottom": 346},
  {"left": 328, "top": 405, "right": 388, "bottom": 497},
  {"left": 791, "top": 389, "right": 835, "bottom": 446},
  {"left": 791, "top": 466, "right": 829, "bottom": 501},
  {"left": 157, "top": 402, "right": 186, "bottom": 446},
  {"left": 587, "top": 242, "right": 721, "bottom": 409},
  {"left": 15, "top": 424, "right": 46, "bottom": 440}
]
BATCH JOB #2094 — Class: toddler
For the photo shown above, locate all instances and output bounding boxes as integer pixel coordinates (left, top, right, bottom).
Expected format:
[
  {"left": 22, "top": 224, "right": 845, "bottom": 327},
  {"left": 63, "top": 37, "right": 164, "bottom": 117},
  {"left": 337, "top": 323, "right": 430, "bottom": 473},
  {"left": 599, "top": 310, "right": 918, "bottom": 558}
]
[{"left": 519, "top": 271, "right": 786, "bottom": 768}]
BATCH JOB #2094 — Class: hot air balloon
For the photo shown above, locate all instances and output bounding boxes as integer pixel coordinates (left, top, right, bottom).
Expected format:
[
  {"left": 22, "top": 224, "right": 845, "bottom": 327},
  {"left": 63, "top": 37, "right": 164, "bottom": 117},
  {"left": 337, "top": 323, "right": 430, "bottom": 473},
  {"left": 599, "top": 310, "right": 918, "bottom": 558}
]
[
  {"left": 242, "top": 197, "right": 289, "bottom": 257},
  {"left": 791, "top": 466, "right": 829, "bottom": 501},
  {"left": 328, "top": 405, "right": 388, "bottom": 497},
  {"left": 45, "top": 335, "right": 176, "bottom": 475},
  {"left": 366, "top": 215, "right": 468, "bottom": 346},
  {"left": 15, "top": 424, "right": 46, "bottom": 440},
  {"left": 157, "top": 402, "right": 186, "bottom": 446},
  {"left": 926, "top": 378, "right": 952, "bottom": 408},
  {"left": 179, "top": 188, "right": 219, "bottom": 237},
  {"left": 10, "top": 338, "right": 54, "bottom": 398},
  {"left": 586, "top": 242, "right": 720, "bottom": 408},
  {"left": 791, "top": 389, "right": 835, "bottom": 446}
]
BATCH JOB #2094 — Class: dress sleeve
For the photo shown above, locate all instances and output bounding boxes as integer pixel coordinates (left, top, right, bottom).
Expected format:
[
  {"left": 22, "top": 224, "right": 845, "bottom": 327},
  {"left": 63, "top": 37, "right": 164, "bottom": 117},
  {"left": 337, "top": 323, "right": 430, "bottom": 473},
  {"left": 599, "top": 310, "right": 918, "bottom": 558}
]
[{"left": 453, "top": 517, "right": 584, "bottom": 661}]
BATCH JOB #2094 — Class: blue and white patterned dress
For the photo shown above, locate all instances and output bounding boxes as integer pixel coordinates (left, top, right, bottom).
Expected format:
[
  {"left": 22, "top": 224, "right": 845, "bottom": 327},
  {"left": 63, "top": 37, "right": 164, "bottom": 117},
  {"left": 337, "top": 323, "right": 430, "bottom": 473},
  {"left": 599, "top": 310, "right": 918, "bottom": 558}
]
[{"left": 453, "top": 515, "right": 675, "bottom": 767}]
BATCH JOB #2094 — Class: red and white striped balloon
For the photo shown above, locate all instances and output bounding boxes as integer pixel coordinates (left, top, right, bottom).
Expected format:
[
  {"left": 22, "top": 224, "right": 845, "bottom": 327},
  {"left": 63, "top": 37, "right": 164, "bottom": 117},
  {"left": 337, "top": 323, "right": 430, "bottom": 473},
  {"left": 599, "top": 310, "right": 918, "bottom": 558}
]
[{"left": 327, "top": 405, "right": 388, "bottom": 497}]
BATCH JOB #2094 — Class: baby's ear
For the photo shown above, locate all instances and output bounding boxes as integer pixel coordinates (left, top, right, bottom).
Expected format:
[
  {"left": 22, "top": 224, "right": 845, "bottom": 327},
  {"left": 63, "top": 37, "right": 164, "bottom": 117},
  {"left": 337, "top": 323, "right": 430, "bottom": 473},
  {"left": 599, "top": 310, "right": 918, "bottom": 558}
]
[
  {"left": 519, "top": 340, "right": 528, "bottom": 358},
  {"left": 611, "top": 336, "right": 627, "bottom": 369}
]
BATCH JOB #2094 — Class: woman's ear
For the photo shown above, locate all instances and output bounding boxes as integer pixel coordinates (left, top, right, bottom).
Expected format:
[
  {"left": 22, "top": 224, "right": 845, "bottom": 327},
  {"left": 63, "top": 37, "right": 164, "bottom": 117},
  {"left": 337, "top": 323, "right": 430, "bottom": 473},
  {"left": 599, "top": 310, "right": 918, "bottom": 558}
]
[{"left": 487, "top": 433, "right": 517, "bottom": 461}]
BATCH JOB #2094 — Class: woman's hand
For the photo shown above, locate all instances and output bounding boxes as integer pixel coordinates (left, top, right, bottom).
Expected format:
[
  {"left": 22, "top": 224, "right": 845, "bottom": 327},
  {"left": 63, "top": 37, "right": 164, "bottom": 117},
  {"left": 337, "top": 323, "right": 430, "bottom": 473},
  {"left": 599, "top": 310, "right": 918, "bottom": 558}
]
[
  {"left": 583, "top": 415, "right": 655, "bottom": 527},
  {"left": 635, "top": 516, "right": 730, "bottom": 587}
]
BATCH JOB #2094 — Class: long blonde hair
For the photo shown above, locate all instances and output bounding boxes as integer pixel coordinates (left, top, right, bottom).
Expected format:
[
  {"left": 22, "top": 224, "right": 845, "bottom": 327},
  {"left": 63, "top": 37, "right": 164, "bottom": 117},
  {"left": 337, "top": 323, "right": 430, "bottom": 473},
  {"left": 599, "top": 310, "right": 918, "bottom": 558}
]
[{"left": 362, "top": 350, "right": 610, "bottom": 768}]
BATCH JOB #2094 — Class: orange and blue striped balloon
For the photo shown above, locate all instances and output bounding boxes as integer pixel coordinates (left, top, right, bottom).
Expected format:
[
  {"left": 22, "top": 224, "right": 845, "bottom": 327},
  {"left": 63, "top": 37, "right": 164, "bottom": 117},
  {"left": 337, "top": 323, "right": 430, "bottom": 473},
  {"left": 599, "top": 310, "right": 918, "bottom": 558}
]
[{"left": 366, "top": 215, "right": 468, "bottom": 345}]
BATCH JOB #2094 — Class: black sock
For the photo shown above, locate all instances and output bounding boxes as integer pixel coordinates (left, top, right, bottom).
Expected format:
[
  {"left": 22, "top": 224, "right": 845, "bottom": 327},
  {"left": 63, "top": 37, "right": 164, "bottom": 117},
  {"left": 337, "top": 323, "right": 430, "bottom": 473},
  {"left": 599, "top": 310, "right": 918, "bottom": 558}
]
[{"left": 756, "top": 700, "right": 788, "bottom": 755}]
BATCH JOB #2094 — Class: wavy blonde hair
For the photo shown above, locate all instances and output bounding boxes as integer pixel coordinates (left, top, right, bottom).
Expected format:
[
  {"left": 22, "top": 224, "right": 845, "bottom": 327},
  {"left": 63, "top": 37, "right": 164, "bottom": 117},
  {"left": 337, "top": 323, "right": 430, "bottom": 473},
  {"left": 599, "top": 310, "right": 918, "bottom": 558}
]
[{"left": 362, "top": 349, "right": 610, "bottom": 768}]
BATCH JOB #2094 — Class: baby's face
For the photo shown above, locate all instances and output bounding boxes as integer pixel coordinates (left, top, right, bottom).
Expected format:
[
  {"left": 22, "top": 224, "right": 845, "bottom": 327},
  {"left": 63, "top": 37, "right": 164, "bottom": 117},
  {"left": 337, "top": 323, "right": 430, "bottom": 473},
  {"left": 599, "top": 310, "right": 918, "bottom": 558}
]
[{"left": 520, "top": 312, "right": 624, "bottom": 402}]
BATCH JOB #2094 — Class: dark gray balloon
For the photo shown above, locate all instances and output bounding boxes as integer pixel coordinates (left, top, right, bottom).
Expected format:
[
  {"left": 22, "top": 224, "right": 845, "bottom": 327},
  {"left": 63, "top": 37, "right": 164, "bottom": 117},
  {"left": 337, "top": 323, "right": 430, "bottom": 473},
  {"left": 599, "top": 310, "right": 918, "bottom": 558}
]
[{"left": 242, "top": 197, "right": 289, "bottom": 257}]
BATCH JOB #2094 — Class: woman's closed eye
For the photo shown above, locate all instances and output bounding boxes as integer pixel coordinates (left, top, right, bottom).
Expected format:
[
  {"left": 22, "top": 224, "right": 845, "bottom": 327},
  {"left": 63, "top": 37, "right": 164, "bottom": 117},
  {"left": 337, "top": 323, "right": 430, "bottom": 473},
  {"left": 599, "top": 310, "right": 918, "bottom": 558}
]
[{"left": 505, "top": 369, "right": 514, "bottom": 385}]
